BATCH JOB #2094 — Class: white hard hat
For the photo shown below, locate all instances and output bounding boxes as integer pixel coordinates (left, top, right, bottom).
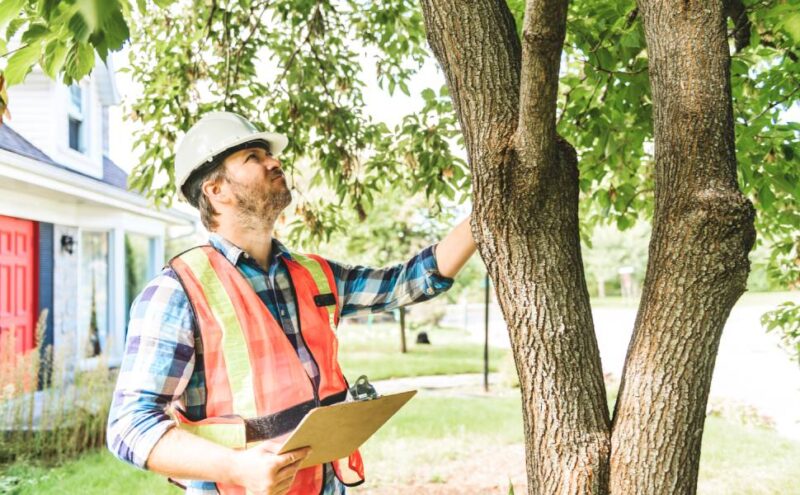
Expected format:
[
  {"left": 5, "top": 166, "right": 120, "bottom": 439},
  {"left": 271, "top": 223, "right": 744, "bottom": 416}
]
[{"left": 174, "top": 111, "right": 288, "bottom": 205}]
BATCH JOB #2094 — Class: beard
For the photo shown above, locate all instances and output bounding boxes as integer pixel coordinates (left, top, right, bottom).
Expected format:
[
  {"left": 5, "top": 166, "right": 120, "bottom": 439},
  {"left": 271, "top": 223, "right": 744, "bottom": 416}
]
[{"left": 229, "top": 175, "right": 292, "bottom": 230}]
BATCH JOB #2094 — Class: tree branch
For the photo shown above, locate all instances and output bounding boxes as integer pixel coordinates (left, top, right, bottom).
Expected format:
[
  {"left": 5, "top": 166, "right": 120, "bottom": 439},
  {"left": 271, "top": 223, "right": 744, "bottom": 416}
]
[
  {"left": 724, "top": 0, "right": 751, "bottom": 53},
  {"left": 516, "top": 0, "right": 569, "bottom": 177}
]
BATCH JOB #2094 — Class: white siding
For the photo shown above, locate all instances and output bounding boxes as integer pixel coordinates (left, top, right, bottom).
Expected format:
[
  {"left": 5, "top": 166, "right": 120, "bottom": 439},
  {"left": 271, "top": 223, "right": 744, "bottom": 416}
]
[
  {"left": 5, "top": 70, "right": 57, "bottom": 157},
  {"left": 6, "top": 68, "right": 106, "bottom": 179}
]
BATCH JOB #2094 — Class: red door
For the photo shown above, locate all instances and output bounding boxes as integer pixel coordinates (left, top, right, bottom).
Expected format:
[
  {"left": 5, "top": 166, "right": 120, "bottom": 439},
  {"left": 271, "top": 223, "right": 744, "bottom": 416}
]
[{"left": 0, "top": 215, "right": 38, "bottom": 355}]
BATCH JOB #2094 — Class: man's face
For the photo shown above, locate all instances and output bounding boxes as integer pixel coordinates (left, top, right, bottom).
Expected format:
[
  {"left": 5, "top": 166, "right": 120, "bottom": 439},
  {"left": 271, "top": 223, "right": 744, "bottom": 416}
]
[{"left": 220, "top": 144, "right": 292, "bottom": 222}]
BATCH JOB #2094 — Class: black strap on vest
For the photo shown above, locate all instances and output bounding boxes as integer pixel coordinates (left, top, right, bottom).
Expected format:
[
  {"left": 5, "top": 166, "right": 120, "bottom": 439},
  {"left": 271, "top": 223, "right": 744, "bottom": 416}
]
[
  {"left": 313, "top": 292, "right": 336, "bottom": 307},
  {"left": 244, "top": 390, "right": 348, "bottom": 442}
]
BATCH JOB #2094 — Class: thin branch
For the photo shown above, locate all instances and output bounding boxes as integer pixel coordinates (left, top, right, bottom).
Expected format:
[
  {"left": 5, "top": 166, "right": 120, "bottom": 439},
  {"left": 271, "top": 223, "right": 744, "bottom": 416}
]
[
  {"left": 231, "top": 0, "right": 271, "bottom": 86},
  {"left": 748, "top": 84, "right": 800, "bottom": 124},
  {"left": 581, "top": 58, "right": 648, "bottom": 76},
  {"left": 274, "top": 3, "right": 321, "bottom": 91},
  {"left": 0, "top": 43, "right": 31, "bottom": 60},
  {"left": 556, "top": 72, "right": 588, "bottom": 127}
]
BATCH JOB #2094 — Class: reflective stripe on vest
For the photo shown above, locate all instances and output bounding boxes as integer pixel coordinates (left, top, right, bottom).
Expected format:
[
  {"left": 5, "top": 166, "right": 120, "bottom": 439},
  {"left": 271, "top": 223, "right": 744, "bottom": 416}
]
[{"left": 169, "top": 245, "right": 365, "bottom": 494}]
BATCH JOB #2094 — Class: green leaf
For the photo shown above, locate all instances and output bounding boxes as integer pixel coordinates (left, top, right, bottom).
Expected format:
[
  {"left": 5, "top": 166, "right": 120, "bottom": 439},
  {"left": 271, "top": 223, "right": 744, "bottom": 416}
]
[
  {"left": 101, "top": 8, "right": 129, "bottom": 51},
  {"left": 68, "top": 12, "right": 91, "bottom": 43},
  {"left": 0, "top": 0, "right": 25, "bottom": 31},
  {"left": 65, "top": 42, "right": 95, "bottom": 81},
  {"left": 42, "top": 39, "right": 68, "bottom": 77},
  {"left": 5, "top": 40, "right": 43, "bottom": 85},
  {"left": 37, "top": 0, "right": 60, "bottom": 21},
  {"left": 21, "top": 23, "right": 48, "bottom": 44},
  {"left": 421, "top": 88, "right": 435, "bottom": 101},
  {"left": 782, "top": 12, "right": 800, "bottom": 43}
]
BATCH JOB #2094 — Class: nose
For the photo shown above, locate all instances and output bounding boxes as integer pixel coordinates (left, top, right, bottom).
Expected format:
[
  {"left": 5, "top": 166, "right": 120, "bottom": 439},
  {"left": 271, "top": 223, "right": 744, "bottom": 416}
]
[{"left": 264, "top": 154, "right": 282, "bottom": 170}]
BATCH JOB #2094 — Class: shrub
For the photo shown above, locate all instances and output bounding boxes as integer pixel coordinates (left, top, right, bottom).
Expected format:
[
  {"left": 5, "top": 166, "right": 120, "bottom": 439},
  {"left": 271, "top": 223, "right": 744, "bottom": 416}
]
[{"left": 0, "top": 310, "right": 117, "bottom": 464}]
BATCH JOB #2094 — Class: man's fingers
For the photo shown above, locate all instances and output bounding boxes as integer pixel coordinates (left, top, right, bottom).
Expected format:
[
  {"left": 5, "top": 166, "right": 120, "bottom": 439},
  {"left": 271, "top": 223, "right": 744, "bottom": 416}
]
[
  {"left": 275, "top": 458, "right": 304, "bottom": 481},
  {"left": 274, "top": 472, "right": 296, "bottom": 491},
  {"left": 273, "top": 447, "right": 311, "bottom": 469}
]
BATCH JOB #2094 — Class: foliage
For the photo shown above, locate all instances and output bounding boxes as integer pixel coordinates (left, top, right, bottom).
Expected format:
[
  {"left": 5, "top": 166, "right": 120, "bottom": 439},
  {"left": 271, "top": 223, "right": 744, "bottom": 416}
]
[
  {"left": 1, "top": 0, "right": 798, "bottom": 352},
  {"left": 0, "top": 0, "right": 132, "bottom": 121},
  {"left": 762, "top": 301, "right": 800, "bottom": 364},
  {"left": 582, "top": 222, "right": 649, "bottom": 297}
]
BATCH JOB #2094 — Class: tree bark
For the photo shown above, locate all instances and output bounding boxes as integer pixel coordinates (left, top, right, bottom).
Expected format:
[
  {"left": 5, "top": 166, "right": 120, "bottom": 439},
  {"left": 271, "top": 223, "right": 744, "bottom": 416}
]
[
  {"left": 420, "top": 1, "right": 610, "bottom": 493},
  {"left": 610, "top": 2, "right": 756, "bottom": 493}
]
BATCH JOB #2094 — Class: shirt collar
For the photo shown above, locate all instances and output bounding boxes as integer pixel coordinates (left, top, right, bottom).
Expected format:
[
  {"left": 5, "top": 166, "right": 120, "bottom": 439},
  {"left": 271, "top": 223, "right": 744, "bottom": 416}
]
[{"left": 207, "top": 232, "right": 293, "bottom": 267}]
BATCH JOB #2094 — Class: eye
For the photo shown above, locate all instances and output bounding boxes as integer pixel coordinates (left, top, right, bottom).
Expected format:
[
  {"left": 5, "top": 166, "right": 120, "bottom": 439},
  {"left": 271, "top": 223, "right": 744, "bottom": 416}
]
[{"left": 246, "top": 152, "right": 258, "bottom": 162}]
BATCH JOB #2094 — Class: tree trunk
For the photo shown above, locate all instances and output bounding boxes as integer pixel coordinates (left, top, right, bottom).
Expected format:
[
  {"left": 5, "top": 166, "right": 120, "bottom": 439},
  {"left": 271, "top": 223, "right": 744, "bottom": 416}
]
[
  {"left": 609, "top": 1, "right": 756, "bottom": 493},
  {"left": 420, "top": 1, "right": 610, "bottom": 493},
  {"left": 420, "top": 0, "right": 754, "bottom": 493}
]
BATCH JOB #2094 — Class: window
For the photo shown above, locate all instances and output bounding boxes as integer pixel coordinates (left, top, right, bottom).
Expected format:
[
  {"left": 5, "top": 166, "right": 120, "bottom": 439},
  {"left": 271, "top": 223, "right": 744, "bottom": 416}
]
[
  {"left": 68, "top": 84, "right": 86, "bottom": 153},
  {"left": 78, "top": 231, "right": 109, "bottom": 358}
]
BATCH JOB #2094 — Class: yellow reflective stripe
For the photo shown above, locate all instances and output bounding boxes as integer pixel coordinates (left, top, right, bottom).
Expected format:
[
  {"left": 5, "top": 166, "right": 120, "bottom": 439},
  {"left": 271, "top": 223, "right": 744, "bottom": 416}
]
[
  {"left": 175, "top": 421, "right": 246, "bottom": 449},
  {"left": 290, "top": 251, "right": 336, "bottom": 330},
  {"left": 180, "top": 249, "right": 258, "bottom": 418},
  {"left": 290, "top": 252, "right": 333, "bottom": 294}
]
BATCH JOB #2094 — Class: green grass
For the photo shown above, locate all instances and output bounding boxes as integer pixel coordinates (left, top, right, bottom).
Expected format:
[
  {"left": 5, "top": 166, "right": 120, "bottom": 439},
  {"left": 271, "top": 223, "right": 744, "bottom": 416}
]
[
  {"left": 0, "top": 451, "right": 178, "bottom": 494},
  {"left": 5, "top": 392, "right": 800, "bottom": 494},
  {"left": 336, "top": 322, "right": 508, "bottom": 380}
]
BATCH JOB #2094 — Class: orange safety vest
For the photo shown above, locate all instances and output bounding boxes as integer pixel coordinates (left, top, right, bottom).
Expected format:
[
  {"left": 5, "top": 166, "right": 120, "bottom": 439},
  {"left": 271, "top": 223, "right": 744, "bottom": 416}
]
[{"left": 168, "top": 245, "right": 365, "bottom": 494}]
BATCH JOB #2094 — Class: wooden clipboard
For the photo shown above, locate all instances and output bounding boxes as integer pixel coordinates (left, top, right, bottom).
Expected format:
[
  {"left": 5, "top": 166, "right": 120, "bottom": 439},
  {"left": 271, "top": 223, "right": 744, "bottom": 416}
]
[{"left": 277, "top": 390, "right": 417, "bottom": 468}]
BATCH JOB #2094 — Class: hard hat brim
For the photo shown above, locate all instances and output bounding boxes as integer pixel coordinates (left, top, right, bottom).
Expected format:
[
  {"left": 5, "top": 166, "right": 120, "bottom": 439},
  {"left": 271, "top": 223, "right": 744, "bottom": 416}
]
[{"left": 177, "top": 130, "right": 289, "bottom": 189}]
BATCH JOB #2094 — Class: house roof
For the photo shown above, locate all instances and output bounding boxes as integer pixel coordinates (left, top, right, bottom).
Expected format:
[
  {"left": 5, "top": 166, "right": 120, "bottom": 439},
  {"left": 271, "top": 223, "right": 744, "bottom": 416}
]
[
  {"left": 0, "top": 122, "right": 59, "bottom": 166},
  {"left": 0, "top": 124, "right": 130, "bottom": 191}
]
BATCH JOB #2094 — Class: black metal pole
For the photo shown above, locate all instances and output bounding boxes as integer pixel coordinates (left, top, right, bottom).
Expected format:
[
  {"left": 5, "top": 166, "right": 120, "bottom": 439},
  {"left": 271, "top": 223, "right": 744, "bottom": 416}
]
[{"left": 484, "top": 272, "right": 489, "bottom": 392}]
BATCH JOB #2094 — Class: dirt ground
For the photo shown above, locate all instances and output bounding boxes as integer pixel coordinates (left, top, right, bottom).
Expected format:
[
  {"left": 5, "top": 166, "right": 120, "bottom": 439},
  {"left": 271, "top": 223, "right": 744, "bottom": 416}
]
[{"left": 360, "top": 444, "right": 527, "bottom": 494}]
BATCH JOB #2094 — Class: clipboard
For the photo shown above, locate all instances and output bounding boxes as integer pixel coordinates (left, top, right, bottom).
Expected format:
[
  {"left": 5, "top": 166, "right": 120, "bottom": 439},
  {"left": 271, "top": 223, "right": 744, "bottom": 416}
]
[{"left": 277, "top": 390, "right": 417, "bottom": 468}]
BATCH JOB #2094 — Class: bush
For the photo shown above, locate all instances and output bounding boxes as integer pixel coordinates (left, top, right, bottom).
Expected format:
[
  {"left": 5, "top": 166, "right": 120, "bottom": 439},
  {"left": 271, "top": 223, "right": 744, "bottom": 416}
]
[{"left": 0, "top": 310, "right": 117, "bottom": 464}]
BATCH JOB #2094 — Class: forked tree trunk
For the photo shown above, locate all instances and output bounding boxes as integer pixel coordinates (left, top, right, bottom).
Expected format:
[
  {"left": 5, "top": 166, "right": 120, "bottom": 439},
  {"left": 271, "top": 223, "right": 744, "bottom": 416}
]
[{"left": 419, "top": 0, "right": 755, "bottom": 494}]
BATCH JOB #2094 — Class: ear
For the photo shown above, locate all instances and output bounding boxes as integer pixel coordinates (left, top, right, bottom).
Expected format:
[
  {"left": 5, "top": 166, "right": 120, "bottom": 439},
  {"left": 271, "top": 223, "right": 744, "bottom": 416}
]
[{"left": 201, "top": 172, "right": 231, "bottom": 206}]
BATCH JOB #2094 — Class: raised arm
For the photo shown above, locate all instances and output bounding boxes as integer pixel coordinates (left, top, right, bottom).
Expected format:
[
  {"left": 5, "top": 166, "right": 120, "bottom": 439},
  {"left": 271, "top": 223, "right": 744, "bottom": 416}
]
[
  {"left": 434, "top": 214, "right": 477, "bottom": 278},
  {"left": 327, "top": 215, "right": 475, "bottom": 318}
]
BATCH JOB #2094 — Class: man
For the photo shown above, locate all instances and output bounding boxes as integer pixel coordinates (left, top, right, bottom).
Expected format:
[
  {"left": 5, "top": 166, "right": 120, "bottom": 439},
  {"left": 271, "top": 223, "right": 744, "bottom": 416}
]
[{"left": 107, "top": 111, "right": 477, "bottom": 495}]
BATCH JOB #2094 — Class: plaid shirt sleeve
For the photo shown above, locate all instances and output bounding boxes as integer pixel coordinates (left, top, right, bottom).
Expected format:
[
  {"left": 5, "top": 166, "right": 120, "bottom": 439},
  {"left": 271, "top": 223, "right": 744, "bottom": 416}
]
[
  {"left": 106, "top": 268, "right": 196, "bottom": 470},
  {"left": 326, "top": 242, "right": 455, "bottom": 318}
]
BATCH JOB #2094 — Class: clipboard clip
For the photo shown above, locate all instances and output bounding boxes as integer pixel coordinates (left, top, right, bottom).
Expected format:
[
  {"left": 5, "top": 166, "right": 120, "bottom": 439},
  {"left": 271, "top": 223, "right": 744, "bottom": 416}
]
[{"left": 349, "top": 375, "right": 379, "bottom": 401}]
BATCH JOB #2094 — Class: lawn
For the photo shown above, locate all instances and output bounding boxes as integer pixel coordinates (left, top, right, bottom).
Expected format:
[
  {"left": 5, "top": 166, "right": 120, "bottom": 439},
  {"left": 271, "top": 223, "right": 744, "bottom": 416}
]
[
  {"left": 4, "top": 391, "right": 800, "bottom": 494},
  {"left": 336, "top": 322, "right": 508, "bottom": 381}
]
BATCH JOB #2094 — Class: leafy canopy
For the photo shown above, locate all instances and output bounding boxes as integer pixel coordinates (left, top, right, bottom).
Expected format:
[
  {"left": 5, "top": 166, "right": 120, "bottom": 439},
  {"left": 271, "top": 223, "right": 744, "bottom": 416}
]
[{"left": 1, "top": 0, "right": 798, "bottom": 352}]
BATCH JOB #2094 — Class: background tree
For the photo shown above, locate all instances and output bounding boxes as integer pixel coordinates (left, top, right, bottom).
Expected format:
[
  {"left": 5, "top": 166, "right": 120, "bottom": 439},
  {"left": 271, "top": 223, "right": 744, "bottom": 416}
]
[{"left": 1, "top": 0, "right": 798, "bottom": 493}]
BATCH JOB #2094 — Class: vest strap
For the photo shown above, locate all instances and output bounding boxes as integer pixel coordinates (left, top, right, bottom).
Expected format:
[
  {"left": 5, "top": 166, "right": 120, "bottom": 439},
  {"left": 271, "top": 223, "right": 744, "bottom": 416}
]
[{"left": 289, "top": 251, "right": 338, "bottom": 331}]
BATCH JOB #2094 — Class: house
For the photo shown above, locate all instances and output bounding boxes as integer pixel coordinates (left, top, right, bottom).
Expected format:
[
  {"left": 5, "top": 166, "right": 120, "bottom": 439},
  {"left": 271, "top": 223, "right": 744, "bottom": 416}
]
[{"left": 0, "top": 59, "right": 197, "bottom": 371}]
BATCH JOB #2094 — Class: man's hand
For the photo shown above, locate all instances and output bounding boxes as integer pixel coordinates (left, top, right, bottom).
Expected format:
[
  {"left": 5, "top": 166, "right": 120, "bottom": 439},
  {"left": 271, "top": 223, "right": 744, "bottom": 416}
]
[{"left": 231, "top": 444, "right": 311, "bottom": 495}]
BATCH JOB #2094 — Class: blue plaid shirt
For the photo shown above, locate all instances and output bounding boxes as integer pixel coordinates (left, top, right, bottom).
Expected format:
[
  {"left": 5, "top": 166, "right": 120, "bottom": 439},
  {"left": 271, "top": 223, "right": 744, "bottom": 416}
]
[{"left": 107, "top": 233, "right": 454, "bottom": 494}]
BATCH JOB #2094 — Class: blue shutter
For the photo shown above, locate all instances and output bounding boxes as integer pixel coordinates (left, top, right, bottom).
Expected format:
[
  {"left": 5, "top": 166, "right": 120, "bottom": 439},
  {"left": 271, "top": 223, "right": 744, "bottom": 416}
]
[{"left": 37, "top": 222, "right": 55, "bottom": 387}]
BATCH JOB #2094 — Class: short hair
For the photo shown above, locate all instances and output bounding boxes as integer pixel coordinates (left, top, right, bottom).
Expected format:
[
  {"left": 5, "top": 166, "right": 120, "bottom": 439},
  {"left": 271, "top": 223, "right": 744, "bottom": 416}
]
[{"left": 186, "top": 162, "right": 227, "bottom": 231}]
